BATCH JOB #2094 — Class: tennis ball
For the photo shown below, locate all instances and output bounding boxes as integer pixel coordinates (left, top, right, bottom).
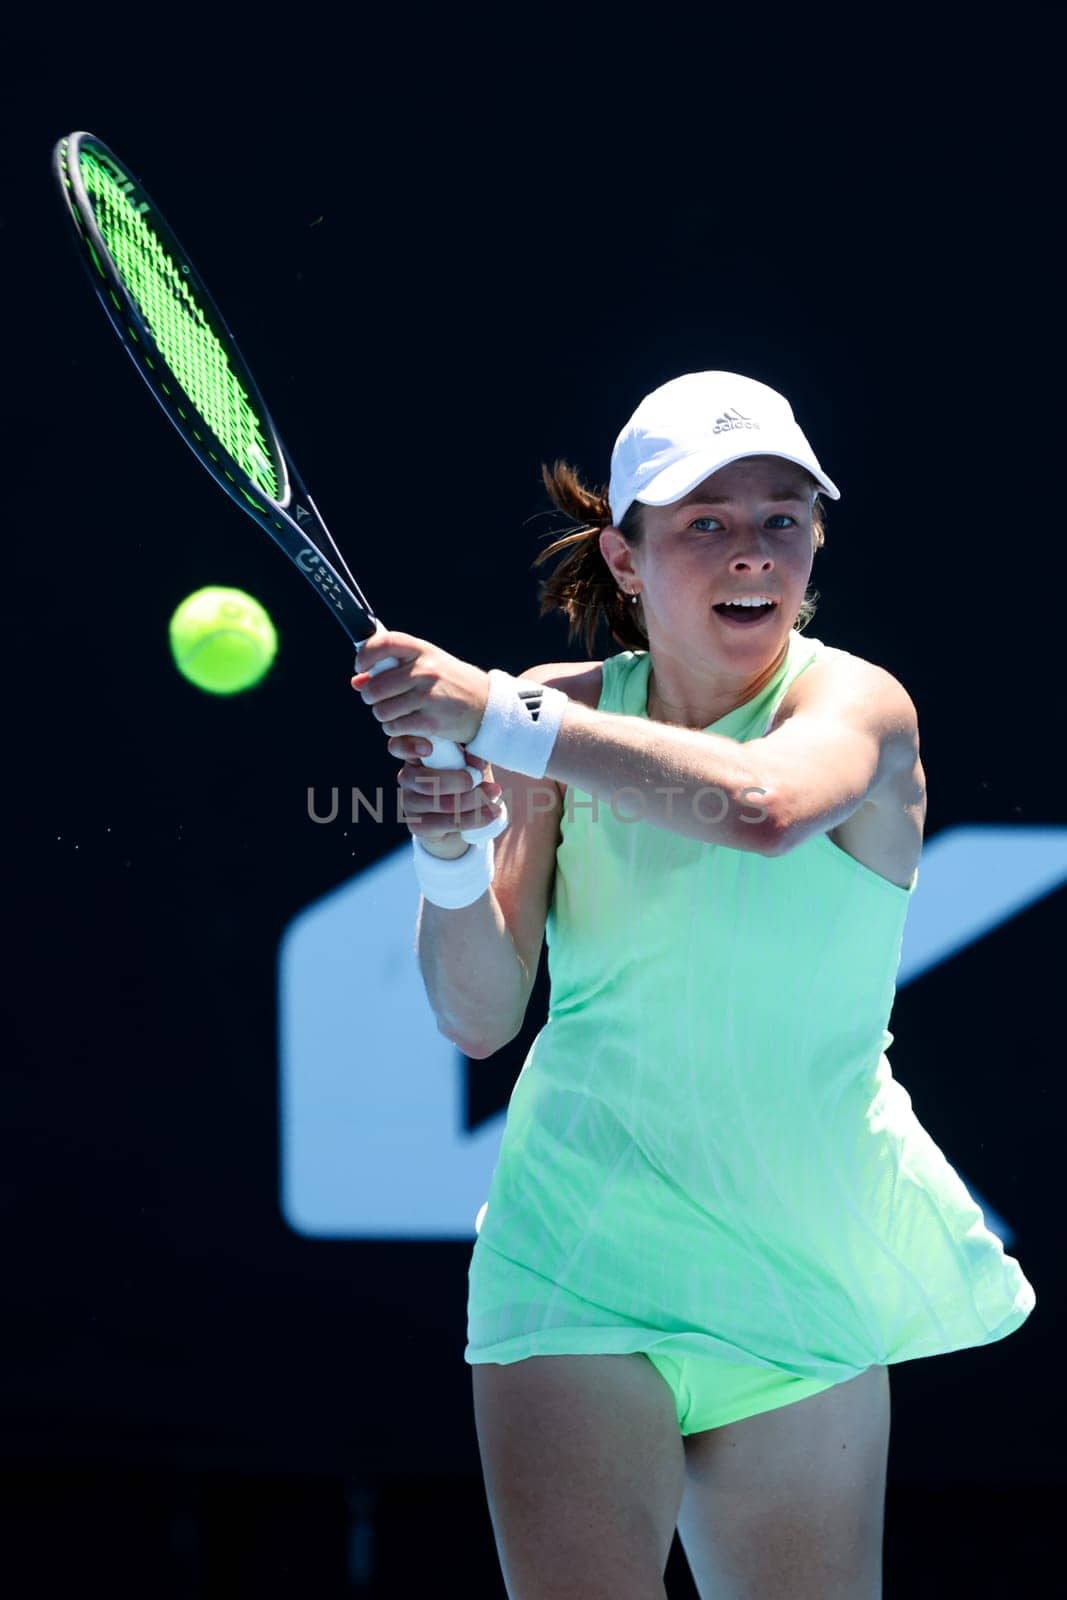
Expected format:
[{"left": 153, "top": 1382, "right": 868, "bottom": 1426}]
[{"left": 168, "top": 586, "right": 277, "bottom": 695}]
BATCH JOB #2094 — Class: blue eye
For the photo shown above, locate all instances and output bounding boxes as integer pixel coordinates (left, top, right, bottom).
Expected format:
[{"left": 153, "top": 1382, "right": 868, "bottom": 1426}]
[{"left": 689, "top": 513, "right": 798, "bottom": 532}]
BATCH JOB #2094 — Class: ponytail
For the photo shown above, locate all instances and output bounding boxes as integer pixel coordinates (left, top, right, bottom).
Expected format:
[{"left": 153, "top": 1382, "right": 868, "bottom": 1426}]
[{"left": 532, "top": 461, "right": 648, "bottom": 653}]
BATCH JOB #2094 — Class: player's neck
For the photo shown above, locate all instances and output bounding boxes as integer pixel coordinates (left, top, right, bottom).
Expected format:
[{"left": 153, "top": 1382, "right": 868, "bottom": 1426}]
[{"left": 646, "top": 642, "right": 788, "bottom": 730}]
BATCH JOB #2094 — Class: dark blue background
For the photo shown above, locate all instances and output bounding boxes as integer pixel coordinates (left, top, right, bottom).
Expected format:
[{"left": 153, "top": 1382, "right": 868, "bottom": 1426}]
[{"left": 3, "top": 11, "right": 1061, "bottom": 1595}]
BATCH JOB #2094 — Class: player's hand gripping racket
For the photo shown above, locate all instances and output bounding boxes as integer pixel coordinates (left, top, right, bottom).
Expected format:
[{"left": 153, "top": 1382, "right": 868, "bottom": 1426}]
[{"left": 52, "top": 130, "right": 505, "bottom": 844}]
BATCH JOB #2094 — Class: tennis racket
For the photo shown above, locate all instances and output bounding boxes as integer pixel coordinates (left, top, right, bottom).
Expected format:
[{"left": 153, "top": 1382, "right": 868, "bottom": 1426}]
[{"left": 52, "top": 130, "right": 505, "bottom": 844}]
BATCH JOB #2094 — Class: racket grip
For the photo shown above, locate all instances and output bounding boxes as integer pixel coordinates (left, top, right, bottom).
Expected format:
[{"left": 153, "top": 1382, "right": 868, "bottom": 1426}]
[{"left": 360, "top": 651, "right": 508, "bottom": 843}]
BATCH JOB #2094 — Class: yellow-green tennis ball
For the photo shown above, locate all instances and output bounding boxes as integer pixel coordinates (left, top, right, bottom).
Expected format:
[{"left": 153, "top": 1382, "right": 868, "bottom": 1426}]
[{"left": 168, "top": 586, "right": 278, "bottom": 695}]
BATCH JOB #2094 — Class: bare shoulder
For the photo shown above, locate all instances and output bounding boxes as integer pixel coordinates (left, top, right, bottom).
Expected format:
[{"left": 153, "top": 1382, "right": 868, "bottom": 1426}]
[
  {"left": 773, "top": 645, "right": 924, "bottom": 823},
  {"left": 771, "top": 646, "right": 919, "bottom": 741},
  {"left": 518, "top": 660, "right": 604, "bottom": 712}
]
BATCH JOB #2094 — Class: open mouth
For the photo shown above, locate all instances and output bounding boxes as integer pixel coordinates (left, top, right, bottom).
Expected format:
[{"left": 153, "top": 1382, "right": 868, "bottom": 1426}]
[{"left": 712, "top": 601, "right": 778, "bottom": 626}]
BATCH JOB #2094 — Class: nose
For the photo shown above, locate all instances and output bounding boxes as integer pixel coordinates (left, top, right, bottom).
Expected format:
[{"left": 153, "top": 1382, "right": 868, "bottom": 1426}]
[
  {"left": 729, "top": 520, "right": 777, "bottom": 571},
  {"left": 731, "top": 550, "right": 774, "bottom": 572}
]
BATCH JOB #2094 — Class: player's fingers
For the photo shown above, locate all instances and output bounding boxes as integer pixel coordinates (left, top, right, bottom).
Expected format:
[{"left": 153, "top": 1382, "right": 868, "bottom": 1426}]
[
  {"left": 386, "top": 738, "right": 492, "bottom": 789},
  {"left": 398, "top": 770, "right": 501, "bottom": 806},
  {"left": 453, "top": 783, "right": 504, "bottom": 817},
  {"left": 400, "top": 765, "right": 475, "bottom": 795},
  {"left": 410, "top": 798, "right": 504, "bottom": 832},
  {"left": 400, "top": 784, "right": 503, "bottom": 823},
  {"left": 387, "top": 735, "right": 434, "bottom": 761},
  {"left": 353, "top": 631, "right": 423, "bottom": 678}
]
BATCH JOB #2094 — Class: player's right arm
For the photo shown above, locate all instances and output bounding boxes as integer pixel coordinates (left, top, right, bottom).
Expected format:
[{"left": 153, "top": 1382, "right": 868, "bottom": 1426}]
[{"left": 389, "top": 666, "right": 567, "bottom": 1059}]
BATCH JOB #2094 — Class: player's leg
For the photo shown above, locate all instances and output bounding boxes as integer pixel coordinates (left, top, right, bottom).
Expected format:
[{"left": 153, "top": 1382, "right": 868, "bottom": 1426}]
[
  {"left": 676, "top": 1363, "right": 890, "bottom": 1599},
  {"left": 471, "top": 1352, "right": 686, "bottom": 1600}
]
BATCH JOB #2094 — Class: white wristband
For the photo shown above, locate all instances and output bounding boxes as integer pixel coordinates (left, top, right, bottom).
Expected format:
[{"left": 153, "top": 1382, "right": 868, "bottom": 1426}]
[
  {"left": 467, "top": 670, "right": 568, "bottom": 778},
  {"left": 412, "top": 835, "right": 495, "bottom": 909}
]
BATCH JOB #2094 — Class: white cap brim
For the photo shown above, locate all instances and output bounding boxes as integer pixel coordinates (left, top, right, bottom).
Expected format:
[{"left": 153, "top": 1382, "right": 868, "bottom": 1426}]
[{"left": 635, "top": 445, "right": 841, "bottom": 515}]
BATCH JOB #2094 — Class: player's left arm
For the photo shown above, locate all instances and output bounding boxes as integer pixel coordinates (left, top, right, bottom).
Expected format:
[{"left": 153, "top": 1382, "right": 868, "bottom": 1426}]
[{"left": 753, "top": 655, "right": 920, "bottom": 854}]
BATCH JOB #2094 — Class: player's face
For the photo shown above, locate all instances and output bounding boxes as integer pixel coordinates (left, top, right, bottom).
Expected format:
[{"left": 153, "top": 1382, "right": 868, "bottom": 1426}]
[{"left": 623, "top": 456, "right": 816, "bottom": 661}]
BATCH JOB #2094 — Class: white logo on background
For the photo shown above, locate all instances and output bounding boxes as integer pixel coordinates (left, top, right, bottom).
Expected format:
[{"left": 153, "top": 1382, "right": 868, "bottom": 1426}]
[{"left": 278, "top": 825, "right": 1067, "bottom": 1240}]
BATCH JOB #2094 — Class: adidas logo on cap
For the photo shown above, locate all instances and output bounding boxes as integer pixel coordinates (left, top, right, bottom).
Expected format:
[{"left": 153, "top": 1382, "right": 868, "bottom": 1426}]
[{"left": 712, "top": 407, "right": 760, "bottom": 435}]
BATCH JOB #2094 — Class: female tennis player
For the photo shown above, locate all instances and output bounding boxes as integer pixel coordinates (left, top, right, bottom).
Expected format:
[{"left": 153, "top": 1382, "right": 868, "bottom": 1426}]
[{"left": 352, "top": 371, "right": 1035, "bottom": 1599}]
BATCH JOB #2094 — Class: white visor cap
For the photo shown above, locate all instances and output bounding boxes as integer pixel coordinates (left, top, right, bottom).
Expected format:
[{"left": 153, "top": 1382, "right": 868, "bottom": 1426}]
[{"left": 608, "top": 371, "right": 841, "bottom": 527}]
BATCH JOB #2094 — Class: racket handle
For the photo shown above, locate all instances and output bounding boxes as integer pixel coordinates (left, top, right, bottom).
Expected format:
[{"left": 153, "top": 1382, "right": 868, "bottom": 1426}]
[{"left": 360, "top": 651, "right": 508, "bottom": 843}]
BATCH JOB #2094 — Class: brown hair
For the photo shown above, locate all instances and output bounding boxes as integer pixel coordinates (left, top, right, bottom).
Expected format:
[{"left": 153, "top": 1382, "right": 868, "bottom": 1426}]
[{"left": 532, "top": 459, "right": 827, "bottom": 655}]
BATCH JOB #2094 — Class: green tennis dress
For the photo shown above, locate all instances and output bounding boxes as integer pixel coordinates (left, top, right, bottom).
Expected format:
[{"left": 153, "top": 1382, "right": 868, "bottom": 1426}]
[{"left": 465, "top": 628, "right": 1035, "bottom": 1389}]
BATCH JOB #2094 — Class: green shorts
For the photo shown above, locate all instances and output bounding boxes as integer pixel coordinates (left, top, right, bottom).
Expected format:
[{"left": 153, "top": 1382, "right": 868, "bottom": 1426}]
[{"left": 642, "top": 1345, "right": 844, "bottom": 1435}]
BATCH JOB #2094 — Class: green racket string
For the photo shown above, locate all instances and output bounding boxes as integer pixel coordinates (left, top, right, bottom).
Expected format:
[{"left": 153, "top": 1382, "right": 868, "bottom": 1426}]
[{"left": 80, "top": 147, "right": 278, "bottom": 501}]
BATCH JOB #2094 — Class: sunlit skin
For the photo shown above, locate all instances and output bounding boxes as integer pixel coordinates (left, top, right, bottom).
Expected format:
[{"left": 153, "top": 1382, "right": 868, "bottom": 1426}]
[
  {"left": 352, "top": 453, "right": 823, "bottom": 851},
  {"left": 599, "top": 455, "right": 819, "bottom": 730}
]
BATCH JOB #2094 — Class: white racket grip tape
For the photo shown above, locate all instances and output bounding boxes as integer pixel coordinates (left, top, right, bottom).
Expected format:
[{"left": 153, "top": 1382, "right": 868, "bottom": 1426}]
[{"left": 360, "top": 650, "right": 509, "bottom": 844}]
